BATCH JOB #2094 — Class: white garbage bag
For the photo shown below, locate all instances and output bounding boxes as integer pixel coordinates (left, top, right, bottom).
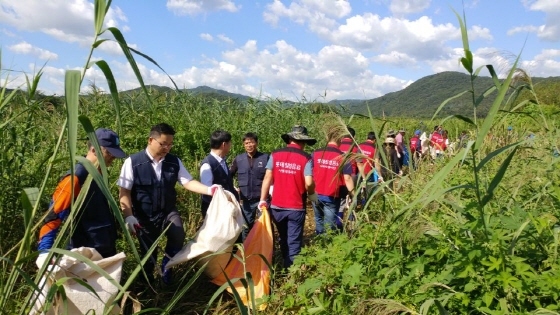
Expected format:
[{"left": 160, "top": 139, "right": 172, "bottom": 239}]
[
  {"left": 31, "top": 247, "right": 125, "bottom": 315},
  {"left": 166, "top": 187, "right": 243, "bottom": 278}
]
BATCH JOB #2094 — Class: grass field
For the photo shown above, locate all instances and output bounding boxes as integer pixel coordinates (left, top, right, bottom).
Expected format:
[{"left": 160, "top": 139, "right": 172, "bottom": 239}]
[{"left": 1, "top": 1, "right": 559, "bottom": 314}]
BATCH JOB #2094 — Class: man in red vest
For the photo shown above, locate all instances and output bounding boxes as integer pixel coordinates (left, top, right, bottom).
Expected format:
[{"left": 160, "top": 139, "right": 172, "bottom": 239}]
[
  {"left": 259, "top": 125, "right": 317, "bottom": 268},
  {"left": 337, "top": 126, "right": 357, "bottom": 227},
  {"left": 312, "top": 130, "right": 354, "bottom": 234},
  {"left": 357, "top": 131, "right": 377, "bottom": 182}
]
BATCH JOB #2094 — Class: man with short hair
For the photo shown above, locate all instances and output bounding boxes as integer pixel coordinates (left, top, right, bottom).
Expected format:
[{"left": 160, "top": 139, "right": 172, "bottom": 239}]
[
  {"left": 118, "top": 123, "right": 217, "bottom": 284},
  {"left": 259, "top": 125, "right": 317, "bottom": 268},
  {"left": 37, "top": 128, "right": 127, "bottom": 265},
  {"left": 230, "top": 132, "right": 269, "bottom": 241},
  {"left": 312, "top": 130, "right": 354, "bottom": 234},
  {"left": 200, "top": 129, "right": 239, "bottom": 217}
]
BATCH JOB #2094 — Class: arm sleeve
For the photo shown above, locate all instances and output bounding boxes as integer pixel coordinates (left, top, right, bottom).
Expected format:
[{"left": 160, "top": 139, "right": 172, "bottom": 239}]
[
  {"left": 178, "top": 158, "right": 194, "bottom": 185},
  {"left": 229, "top": 157, "right": 238, "bottom": 176},
  {"left": 200, "top": 163, "right": 213, "bottom": 186},
  {"left": 304, "top": 159, "right": 313, "bottom": 176},
  {"left": 117, "top": 157, "right": 133, "bottom": 190},
  {"left": 38, "top": 175, "right": 81, "bottom": 253}
]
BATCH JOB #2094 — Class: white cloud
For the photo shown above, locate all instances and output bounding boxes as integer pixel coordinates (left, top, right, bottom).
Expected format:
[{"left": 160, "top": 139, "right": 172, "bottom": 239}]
[
  {"left": 521, "top": 48, "right": 560, "bottom": 76},
  {"left": 372, "top": 51, "right": 417, "bottom": 67},
  {"left": 166, "top": 0, "right": 241, "bottom": 16},
  {"left": 0, "top": 0, "right": 128, "bottom": 46},
  {"left": 8, "top": 42, "right": 58, "bottom": 60},
  {"left": 200, "top": 33, "right": 214, "bottom": 41},
  {"left": 390, "top": 0, "right": 431, "bottom": 16},
  {"left": 217, "top": 34, "right": 234, "bottom": 44},
  {"left": 512, "top": 0, "right": 560, "bottom": 41},
  {"left": 263, "top": 0, "right": 351, "bottom": 29}
]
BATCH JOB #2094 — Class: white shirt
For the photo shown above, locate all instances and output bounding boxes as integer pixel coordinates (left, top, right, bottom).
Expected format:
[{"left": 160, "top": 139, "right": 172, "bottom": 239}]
[
  {"left": 200, "top": 151, "right": 227, "bottom": 187},
  {"left": 117, "top": 149, "right": 193, "bottom": 190}
]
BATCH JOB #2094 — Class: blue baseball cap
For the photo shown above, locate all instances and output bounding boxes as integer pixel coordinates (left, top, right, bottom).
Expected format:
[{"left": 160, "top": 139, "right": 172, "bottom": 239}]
[
  {"left": 95, "top": 128, "right": 126, "bottom": 158},
  {"left": 415, "top": 130, "right": 421, "bottom": 135}
]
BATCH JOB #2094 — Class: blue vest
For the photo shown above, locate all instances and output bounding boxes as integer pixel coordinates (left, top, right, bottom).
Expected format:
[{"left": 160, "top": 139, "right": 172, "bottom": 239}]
[
  {"left": 130, "top": 151, "right": 179, "bottom": 222},
  {"left": 200, "top": 154, "right": 238, "bottom": 205},
  {"left": 234, "top": 152, "right": 269, "bottom": 200},
  {"left": 68, "top": 163, "right": 116, "bottom": 255}
]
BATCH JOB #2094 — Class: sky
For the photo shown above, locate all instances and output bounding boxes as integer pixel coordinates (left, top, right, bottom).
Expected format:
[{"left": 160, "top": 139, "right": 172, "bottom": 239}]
[{"left": 0, "top": 0, "right": 559, "bottom": 102}]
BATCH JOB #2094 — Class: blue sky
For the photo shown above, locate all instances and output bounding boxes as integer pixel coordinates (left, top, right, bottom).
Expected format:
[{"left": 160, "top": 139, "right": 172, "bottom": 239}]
[{"left": 1, "top": 0, "right": 559, "bottom": 101}]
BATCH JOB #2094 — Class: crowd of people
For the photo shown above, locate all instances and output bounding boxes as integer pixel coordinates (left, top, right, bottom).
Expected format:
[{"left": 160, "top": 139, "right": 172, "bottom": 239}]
[{"left": 36, "top": 122, "right": 457, "bottom": 286}]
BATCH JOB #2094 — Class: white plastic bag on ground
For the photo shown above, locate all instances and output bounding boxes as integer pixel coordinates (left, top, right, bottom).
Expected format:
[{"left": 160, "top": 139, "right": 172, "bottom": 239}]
[
  {"left": 31, "top": 247, "right": 125, "bottom": 315},
  {"left": 166, "top": 187, "right": 243, "bottom": 278}
]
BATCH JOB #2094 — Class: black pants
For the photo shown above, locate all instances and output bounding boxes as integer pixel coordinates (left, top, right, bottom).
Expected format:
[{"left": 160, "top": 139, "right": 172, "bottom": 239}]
[{"left": 137, "top": 211, "right": 185, "bottom": 275}]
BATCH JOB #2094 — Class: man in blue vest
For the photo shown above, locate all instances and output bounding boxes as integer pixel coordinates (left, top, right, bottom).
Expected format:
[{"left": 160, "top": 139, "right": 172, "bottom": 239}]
[
  {"left": 229, "top": 132, "right": 269, "bottom": 241},
  {"left": 200, "top": 129, "right": 239, "bottom": 217},
  {"left": 37, "top": 128, "right": 126, "bottom": 267},
  {"left": 118, "top": 123, "right": 218, "bottom": 285}
]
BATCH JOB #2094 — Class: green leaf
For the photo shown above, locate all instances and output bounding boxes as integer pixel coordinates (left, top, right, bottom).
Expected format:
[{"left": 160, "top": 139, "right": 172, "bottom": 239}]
[
  {"left": 480, "top": 147, "right": 519, "bottom": 207},
  {"left": 94, "top": 0, "right": 107, "bottom": 35},
  {"left": 92, "top": 60, "right": 122, "bottom": 132}
]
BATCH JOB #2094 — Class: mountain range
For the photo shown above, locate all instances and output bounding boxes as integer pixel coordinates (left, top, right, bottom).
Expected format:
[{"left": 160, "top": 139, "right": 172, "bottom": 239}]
[{"left": 102, "top": 71, "right": 560, "bottom": 117}]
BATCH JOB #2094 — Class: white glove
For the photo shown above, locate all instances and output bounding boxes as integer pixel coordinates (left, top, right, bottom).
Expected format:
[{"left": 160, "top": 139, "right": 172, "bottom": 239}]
[
  {"left": 207, "top": 184, "right": 221, "bottom": 196},
  {"left": 308, "top": 192, "right": 318, "bottom": 203},
  {"left": 258, "top": 200, "right": 268, "bottom": 210},
  {"left": 36, "top": 253, "right": 61, "bottom": 275},
  {"left": 377, "top": 176, "right": 384, "bottom": 183},
  {"left": 125, "top": 215, "right": 141, "bottom": 235},
  {"left": 36, "top": 252, "right": 50, "bottom": 269},
  {"left": 397, "top": 152, "right": 401, "bottom": 159},
  {"left": 269, "top": 185, "right": 274, "bottom": 197}
]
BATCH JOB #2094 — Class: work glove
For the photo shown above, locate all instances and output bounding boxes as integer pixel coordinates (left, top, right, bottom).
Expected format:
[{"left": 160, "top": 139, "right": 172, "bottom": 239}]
[
  {"left": 308, "top": 192, "right": 318, "bottom": 203},
  {"left": 125, "top": 215, "right": 141, "bottom": 235},
  {"left": 258, "top": 200, "right": 268, "bottom": 210},
  {"left": 207, "top": 184, "right": 221, "bottom": 196},
  {"left": 397, "top": 152, "right": 401, "bottom": 159},
  {"left": 377, "top": 176, "right": 384, "bottom": 183},
  {"left": 36, "top": 252, "right": 61, "bottom": 275}
]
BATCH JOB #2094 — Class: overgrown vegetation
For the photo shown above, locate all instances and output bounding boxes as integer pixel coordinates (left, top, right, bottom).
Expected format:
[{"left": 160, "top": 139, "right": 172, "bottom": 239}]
[{"left": 0, "top": 1, "right": 559, "bottom": 314}]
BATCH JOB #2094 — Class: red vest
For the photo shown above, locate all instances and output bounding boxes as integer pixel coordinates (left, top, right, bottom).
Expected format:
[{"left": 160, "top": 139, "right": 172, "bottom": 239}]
[
  {"left": 270, "top": 144, "right": 311, "bottom": 210},
  {"left": 312, "top": 144, "right": 345, "bottom": 197},
  {"left": 431, "top": 132, "right": 446, "bottom": 151},
  {"left": 358, "top": 141, "right": 376, "bottom": 176},
  {"left": 410, "top": 136, "right": 420, "bottom": 153},
  {"left": 339, "top": 137, "right": 357, "bottom": 175}
]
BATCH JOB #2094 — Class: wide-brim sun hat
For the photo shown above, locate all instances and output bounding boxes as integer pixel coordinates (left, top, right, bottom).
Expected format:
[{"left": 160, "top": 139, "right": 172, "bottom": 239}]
[
  {"left": 384, "top": 137, "right": 395, "bottom": 144},
  {"left": 386, "top": 129, "right": 396, "bottom": 137},
  {"left": 281, "top": 125, "right": 317, "bottom": 146},
  {"left": 399, "top": 128, "right": 406, "bottom": 133}
]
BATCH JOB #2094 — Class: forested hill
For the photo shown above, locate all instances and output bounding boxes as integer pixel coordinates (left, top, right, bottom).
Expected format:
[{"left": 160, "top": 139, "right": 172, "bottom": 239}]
[
  {"left": 329, "top": 71, "right": 560, "bottom": 117},
  {"left": 29, "top": 71, "right": 560, "bottom": 118}
]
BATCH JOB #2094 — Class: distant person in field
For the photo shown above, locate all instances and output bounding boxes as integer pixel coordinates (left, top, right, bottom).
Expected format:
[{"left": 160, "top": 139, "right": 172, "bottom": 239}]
[
  {"left": 395, "top": 128, "right": 405, "bottom": 166},
  {"left": 200, "top": 130, "right": 239, "bottom": 218},
  {"left": 376, "top": 137, "right": 402, "bottom": 188},
  {"left": 229, "top": 132, "right": 269, "bottom": 241},
  {"left": 409, "top": 130, "right": 422, "bottom": 169},
  {"left": 118, "top": 123, "right": 218, "bottom": 285},
  {"left": 357, "top": 131, "right": 377, "bottom": 182},
  {"left": 311, "top": 127, "right": 354, "bottom": 234},
  {"left": 430, "top": 125, "right": 445, "bottom": 159},
  {"left": 337, "top": 126, "right": 358, "bottom": 226},
  {"left": 37, "top": 128, "right": 127, "bottom": 269},
  {"left": 259, "top": 125, "right": 317, "bottom": 268}
]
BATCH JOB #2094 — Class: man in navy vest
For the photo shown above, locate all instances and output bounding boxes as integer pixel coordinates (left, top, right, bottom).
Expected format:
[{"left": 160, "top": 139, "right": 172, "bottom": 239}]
[
  {"left": 229, "top": 132, "right": 269, "bottom": 241},
  {"left": 259, "top": 125, "right": 317, "bottom": 268},
  {"left": 37, "top": 128, "right": 126, "bottom": 267},
  {"left": 118, "top": 123, "right": 218, "bottom": 285},
  {"left": 200, "top": 129, "right": 239, "bottom": 218}
]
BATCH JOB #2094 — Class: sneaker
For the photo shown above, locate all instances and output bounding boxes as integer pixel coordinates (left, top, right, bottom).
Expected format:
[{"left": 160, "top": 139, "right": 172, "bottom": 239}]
[{"left": 161, "top": 256, "right": 172, "bottom": 285}]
